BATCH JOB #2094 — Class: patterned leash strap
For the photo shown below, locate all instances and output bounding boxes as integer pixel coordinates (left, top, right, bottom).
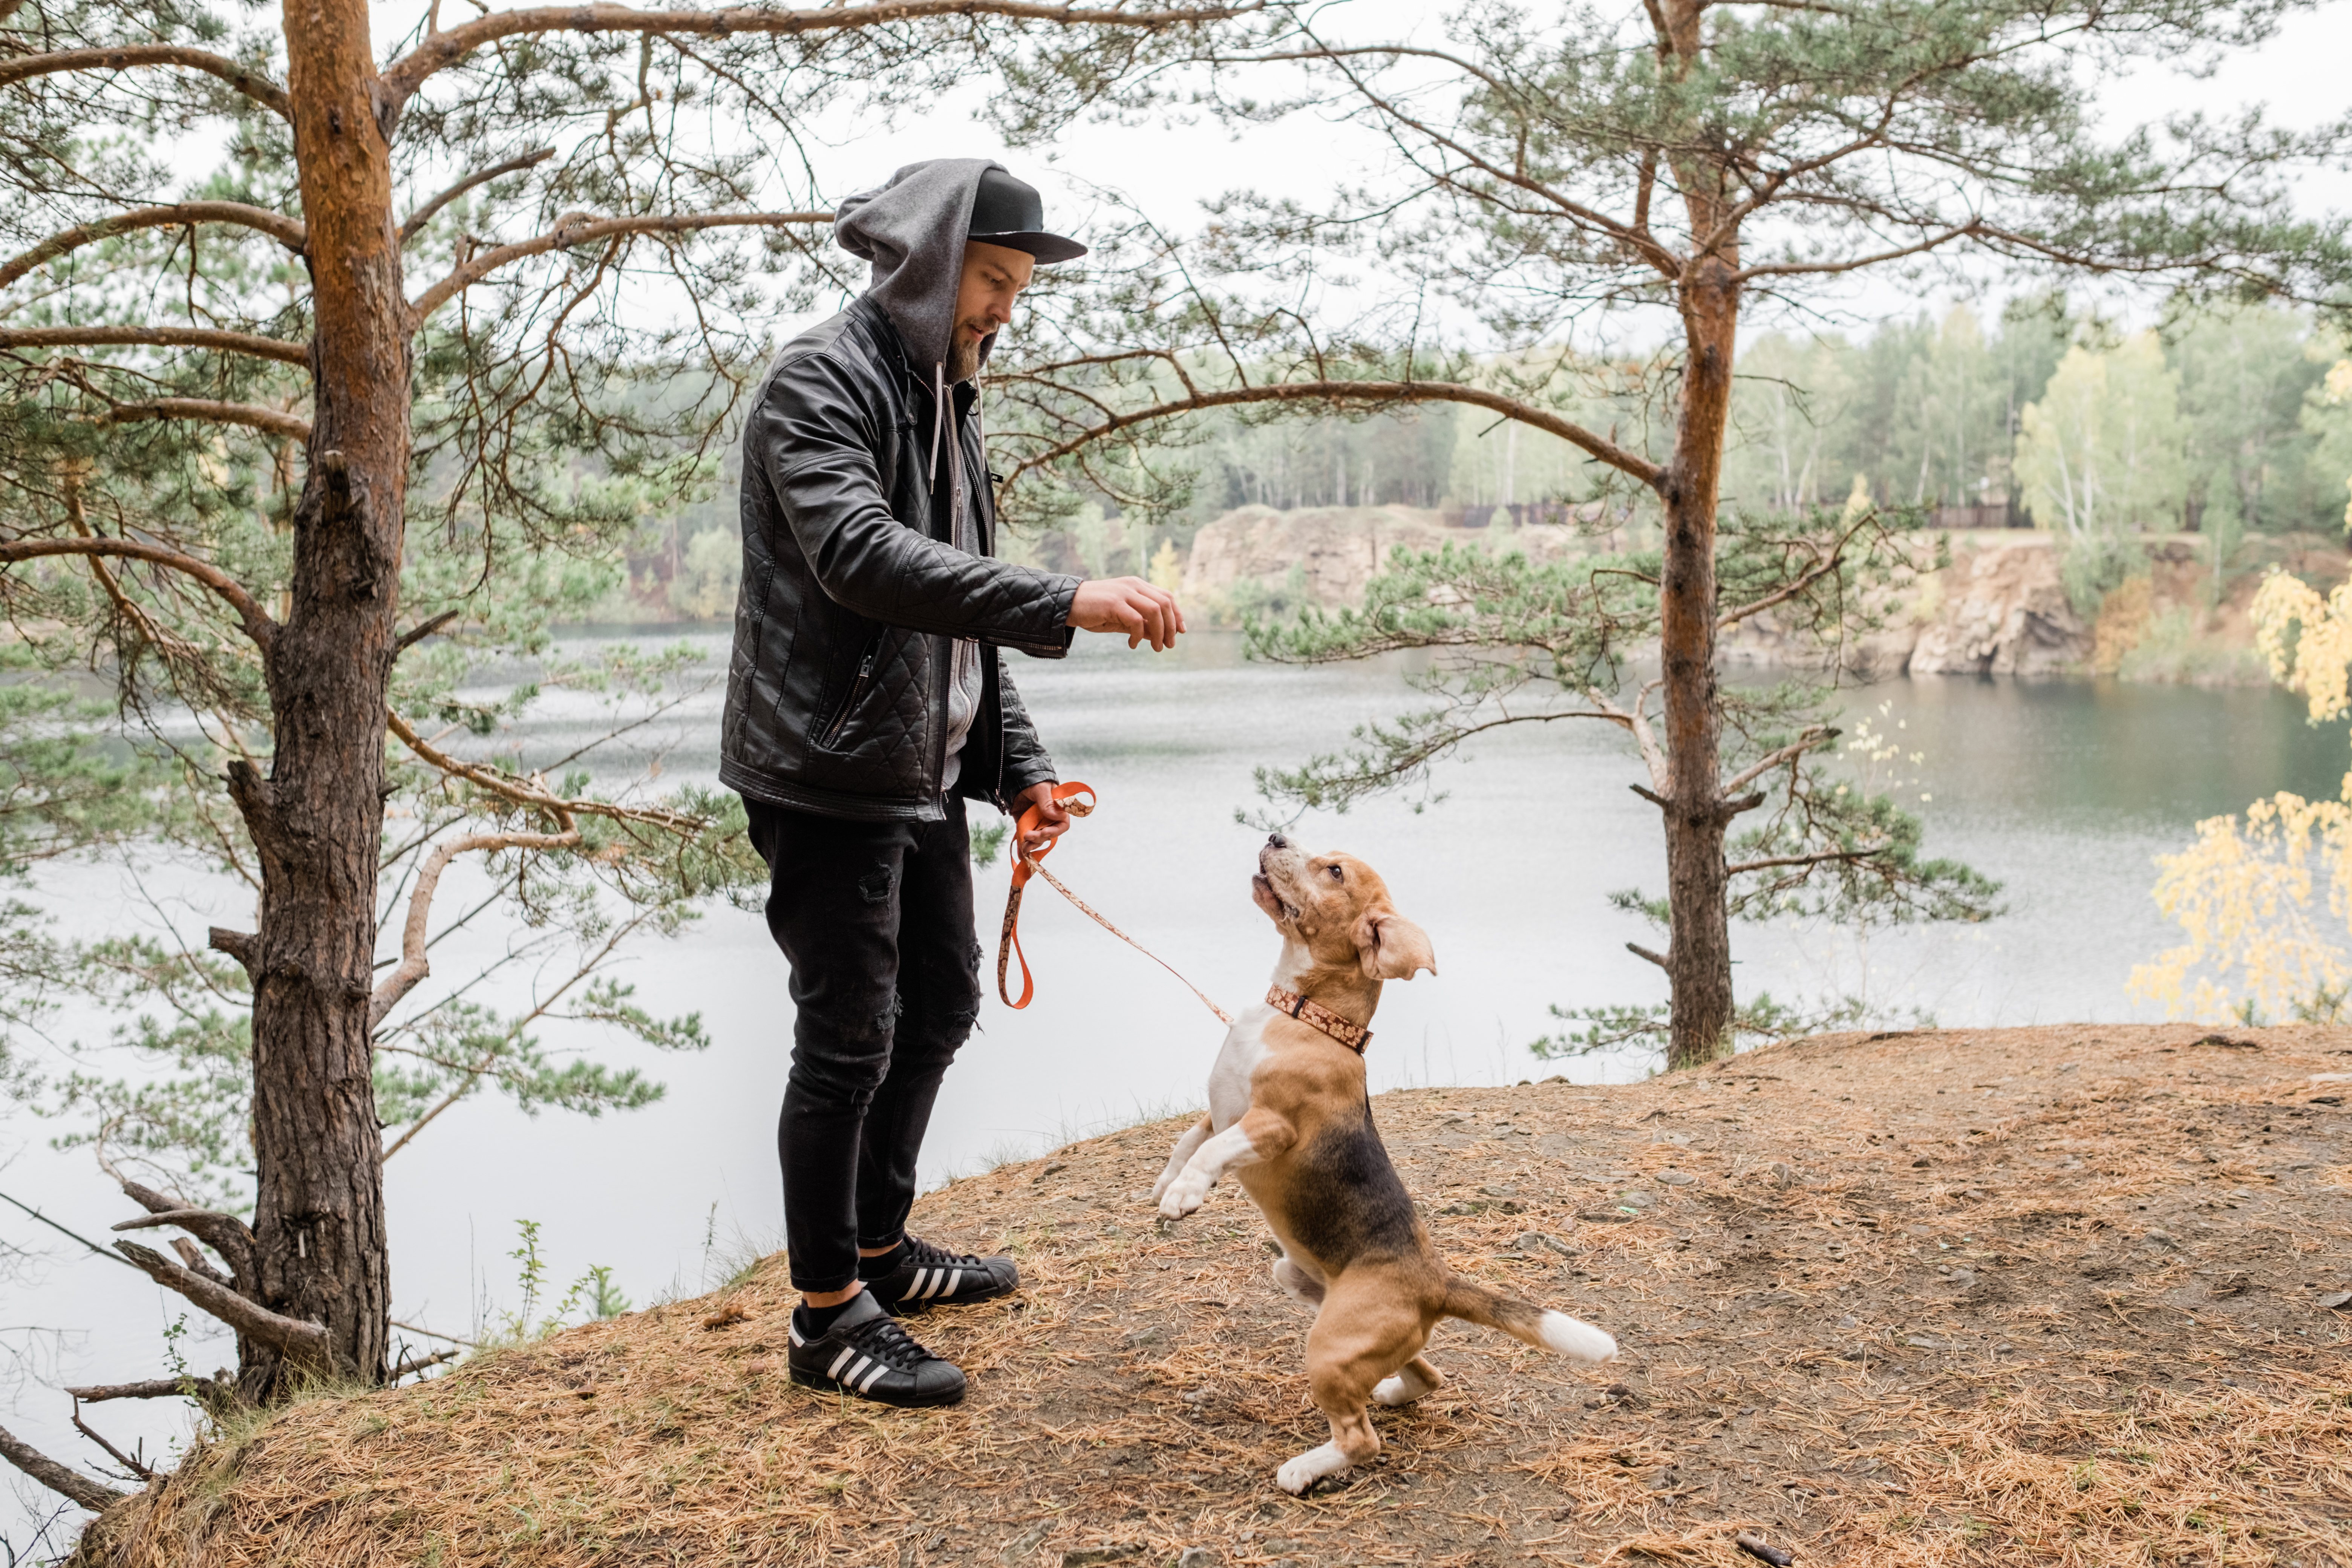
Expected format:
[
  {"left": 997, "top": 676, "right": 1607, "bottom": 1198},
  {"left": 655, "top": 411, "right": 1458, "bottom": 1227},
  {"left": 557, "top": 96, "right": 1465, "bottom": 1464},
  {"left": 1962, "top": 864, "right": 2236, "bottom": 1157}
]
[{"left": 996, "top": 782, "right": 1236, "bottom": 1026}]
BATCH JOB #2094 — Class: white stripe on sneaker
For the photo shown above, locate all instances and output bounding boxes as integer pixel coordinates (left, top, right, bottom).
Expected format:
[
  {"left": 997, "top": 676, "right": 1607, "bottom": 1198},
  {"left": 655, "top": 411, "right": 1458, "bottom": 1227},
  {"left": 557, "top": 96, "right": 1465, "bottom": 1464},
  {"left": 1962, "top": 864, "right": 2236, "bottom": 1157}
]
[
  {"left": 789, "top": 1324, "right": 805, "bottom": 1347},
  {"left": 857, "top": 1360, "right": 891, "bottom": 1393},
  {"left": 908, "top": 1267, "right": 931, "bottom": 1299},
  {"left": 943, "top": 1268, "right": 963, "bottom": 1297},
  {"left": 827, "top": 1346, "right": 858, "bottom": 1380},
  {"left": 841, "top": 1354, "right": 872, "bottom": 1387}
]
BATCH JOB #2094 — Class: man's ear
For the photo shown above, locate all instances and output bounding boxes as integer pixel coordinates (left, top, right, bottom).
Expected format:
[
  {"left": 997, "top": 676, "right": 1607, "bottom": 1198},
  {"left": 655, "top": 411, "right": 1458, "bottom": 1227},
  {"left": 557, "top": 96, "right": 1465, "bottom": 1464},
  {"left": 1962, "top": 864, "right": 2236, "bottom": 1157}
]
[{"left": 1356, "top": 909, "right": 1436, "bottom": 981}]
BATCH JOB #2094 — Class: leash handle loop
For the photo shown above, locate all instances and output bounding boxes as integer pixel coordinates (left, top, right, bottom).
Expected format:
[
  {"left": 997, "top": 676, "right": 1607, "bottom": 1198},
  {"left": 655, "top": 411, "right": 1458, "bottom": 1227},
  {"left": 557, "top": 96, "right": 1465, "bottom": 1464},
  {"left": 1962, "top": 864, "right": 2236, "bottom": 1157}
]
[{"left": 997, "top": 781, "right": 1095, "bottom": 1010}]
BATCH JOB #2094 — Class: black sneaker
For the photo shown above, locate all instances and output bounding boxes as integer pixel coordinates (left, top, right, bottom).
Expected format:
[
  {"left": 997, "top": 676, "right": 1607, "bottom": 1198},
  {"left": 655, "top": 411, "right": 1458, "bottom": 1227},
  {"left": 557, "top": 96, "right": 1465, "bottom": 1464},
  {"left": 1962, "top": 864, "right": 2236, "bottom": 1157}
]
[
  {"left": 787, "top": 1292, "right": 966, "bottom": 1407},
  {"left": 862, "top": 1234, "right": 1021, "bottom": 1314}
]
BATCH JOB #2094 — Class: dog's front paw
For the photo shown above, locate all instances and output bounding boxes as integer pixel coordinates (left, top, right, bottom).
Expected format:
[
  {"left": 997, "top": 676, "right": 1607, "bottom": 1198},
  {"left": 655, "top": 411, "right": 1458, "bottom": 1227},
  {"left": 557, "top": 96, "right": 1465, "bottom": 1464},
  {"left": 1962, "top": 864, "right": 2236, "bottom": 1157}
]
[
  {"left": 1157, "top": 1177, "right": 1208, "bottom": 1220},
  {"left": 1148, "top": 1170, "right": 1177, "bottom": 1204}
]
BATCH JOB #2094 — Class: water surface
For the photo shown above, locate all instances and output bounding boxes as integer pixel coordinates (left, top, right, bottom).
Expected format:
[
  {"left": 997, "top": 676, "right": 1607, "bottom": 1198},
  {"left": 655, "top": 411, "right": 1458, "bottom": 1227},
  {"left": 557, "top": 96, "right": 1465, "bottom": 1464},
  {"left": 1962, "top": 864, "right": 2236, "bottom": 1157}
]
[{"left": 3, "top": 631, "right": 2340, "bottom": 1546}]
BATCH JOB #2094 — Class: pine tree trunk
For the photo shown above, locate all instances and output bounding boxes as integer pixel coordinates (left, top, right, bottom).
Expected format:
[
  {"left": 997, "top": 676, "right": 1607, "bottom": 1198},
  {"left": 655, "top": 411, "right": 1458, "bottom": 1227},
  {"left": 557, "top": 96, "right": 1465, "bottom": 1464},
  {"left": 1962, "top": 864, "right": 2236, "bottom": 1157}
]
[
  {"left": 1658, "top": 254, "right": 1740, "bottom": 1073},
  {"left": 223, "top": 0, "right": 407, "bottom": 1398}
]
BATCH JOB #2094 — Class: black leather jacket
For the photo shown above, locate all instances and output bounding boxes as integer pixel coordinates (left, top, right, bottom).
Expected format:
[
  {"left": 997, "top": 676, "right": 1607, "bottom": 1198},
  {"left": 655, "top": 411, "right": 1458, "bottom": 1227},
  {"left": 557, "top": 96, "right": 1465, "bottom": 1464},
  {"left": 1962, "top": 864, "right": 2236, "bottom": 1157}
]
[{"left": 721, "top": 297, "right": 1079, "bottom": 821}]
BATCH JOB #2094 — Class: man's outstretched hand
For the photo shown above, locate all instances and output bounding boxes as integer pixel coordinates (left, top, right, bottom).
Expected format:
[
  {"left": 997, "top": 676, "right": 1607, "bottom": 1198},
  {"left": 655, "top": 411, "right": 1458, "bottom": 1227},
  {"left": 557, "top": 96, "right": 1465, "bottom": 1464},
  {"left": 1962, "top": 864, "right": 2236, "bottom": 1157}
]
[{"left": 1068, "top": 576, "right": 1185, "bottom": 651}]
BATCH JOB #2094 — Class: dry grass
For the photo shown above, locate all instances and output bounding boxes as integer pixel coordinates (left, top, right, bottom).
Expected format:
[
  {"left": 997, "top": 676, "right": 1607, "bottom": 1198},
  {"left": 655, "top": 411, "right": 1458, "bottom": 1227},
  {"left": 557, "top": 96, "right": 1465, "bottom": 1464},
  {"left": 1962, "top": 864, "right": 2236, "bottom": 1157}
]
[{"left": 74, "top": 1024, "right": 2352, "bottom": 1568}]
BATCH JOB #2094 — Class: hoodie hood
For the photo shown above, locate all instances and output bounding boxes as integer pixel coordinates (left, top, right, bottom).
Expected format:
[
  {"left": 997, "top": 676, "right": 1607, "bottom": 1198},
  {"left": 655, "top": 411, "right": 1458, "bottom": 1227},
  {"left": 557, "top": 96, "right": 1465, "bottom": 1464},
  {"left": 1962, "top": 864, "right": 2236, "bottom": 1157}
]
[{"left": 834, "top": 158, "right": 1000, "bottom": 375}]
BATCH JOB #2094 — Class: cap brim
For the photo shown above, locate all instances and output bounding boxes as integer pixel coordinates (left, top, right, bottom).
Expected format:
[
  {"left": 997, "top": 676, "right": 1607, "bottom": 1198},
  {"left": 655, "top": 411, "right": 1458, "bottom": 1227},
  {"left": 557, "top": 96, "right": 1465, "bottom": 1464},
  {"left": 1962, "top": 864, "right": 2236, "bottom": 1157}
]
[{"left": 969, "top": 230, "right": 1087, "bottom": 264}]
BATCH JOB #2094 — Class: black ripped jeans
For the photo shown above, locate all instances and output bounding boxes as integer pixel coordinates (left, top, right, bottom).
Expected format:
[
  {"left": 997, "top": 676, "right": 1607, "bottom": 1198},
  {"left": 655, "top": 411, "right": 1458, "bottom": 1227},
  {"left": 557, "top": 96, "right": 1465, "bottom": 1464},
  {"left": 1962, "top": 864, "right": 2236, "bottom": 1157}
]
[{"left": 743, "top": 796, "right": 983, "bottom": 1295}]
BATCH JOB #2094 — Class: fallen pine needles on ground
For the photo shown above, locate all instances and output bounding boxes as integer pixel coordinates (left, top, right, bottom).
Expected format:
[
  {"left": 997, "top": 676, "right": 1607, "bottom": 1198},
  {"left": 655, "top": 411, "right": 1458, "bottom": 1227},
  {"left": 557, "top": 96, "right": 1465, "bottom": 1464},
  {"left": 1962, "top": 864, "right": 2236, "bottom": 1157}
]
[{"left": 69, "top": 1024, "right": 2352, "bottom": 1567}]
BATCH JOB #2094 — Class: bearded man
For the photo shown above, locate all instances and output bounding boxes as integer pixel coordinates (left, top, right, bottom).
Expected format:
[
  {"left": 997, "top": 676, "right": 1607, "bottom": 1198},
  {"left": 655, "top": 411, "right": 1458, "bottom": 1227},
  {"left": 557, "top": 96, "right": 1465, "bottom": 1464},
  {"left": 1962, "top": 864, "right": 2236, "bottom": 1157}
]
[{"left": 722, "top": 160, "right": 1184, "bottom": 1407}]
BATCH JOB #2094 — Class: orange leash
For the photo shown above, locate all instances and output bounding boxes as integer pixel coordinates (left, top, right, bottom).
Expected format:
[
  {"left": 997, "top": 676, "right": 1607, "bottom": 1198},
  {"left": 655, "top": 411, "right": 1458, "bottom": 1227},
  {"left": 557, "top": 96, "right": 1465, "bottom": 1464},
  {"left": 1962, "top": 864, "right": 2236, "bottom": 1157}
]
[{"left": 995, "top": 783, "right": 1235, "bottom": 1026}]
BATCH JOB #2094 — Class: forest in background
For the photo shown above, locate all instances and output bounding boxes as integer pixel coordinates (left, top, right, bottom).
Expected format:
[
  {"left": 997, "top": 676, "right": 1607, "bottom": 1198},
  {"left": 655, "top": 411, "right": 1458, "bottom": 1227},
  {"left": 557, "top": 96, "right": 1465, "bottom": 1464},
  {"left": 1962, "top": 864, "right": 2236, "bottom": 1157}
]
[{"left": 624, "top": 296, "right": 2352, "bottom": 622}]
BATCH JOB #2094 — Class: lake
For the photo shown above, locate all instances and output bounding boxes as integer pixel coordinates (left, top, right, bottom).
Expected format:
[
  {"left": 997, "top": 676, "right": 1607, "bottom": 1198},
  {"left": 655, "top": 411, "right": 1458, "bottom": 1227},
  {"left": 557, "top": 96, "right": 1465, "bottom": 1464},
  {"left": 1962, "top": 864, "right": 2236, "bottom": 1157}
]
[{"left": 3, "top": 628, "right": 2342, "bottom": 1548}]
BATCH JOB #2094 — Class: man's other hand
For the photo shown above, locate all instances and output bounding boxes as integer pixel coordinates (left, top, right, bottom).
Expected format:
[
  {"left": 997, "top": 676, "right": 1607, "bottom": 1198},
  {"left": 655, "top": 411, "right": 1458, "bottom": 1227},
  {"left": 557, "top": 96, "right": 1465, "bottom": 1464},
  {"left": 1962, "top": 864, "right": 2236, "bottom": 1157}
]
[
  {"left": 1011, "top": 782, "right": 1072, "bottom": 858},
  {"left": 1068, "top": 576, "right": 1186, "bottom": 651}
]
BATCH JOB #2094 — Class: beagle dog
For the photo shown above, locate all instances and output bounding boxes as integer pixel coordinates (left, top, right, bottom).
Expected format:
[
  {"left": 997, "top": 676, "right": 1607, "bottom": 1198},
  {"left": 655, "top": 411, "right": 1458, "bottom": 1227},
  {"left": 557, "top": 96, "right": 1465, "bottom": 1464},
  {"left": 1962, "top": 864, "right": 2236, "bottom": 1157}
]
[{"left": 1152, "top": 834, "right": 1617, "bottom": 1495}]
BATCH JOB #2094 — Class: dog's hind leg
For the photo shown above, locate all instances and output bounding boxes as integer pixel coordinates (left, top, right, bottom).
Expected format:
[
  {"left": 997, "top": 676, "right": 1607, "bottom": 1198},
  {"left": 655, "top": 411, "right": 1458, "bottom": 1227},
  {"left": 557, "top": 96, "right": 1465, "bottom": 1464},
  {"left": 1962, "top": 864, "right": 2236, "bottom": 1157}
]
[
  {"left": 1371, "top": 1354, "right": 1444, "bottom": 1407},
  {"left": 1277, "top": 1276, "right": 1423, "bottom": 1495},
  {"left": 1150, "top": 1115, "right": 1214, "bottom": 1205}
]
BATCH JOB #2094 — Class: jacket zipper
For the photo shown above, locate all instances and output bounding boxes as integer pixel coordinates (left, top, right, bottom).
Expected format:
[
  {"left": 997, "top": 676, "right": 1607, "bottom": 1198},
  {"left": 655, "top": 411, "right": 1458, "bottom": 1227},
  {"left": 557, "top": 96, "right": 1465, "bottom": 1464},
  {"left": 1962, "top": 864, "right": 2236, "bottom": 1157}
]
[{"left": 821, "top": 640, "right": 880, "bottom": 748}]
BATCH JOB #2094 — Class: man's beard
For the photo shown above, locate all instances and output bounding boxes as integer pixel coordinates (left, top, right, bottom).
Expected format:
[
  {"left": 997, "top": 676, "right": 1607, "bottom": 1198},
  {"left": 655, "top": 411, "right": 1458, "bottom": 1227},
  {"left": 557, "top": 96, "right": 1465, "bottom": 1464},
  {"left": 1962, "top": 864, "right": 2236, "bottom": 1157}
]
[{"left": 947, "top": 325, "right": 989, "bottom": 383}]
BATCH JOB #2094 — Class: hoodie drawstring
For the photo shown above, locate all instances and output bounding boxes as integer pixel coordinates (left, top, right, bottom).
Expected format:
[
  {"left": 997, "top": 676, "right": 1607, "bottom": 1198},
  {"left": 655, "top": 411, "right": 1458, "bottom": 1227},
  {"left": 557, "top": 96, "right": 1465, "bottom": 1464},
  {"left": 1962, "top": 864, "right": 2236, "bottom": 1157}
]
[{"left": 928, "top": 360, "right": 946, "bottom": 495}]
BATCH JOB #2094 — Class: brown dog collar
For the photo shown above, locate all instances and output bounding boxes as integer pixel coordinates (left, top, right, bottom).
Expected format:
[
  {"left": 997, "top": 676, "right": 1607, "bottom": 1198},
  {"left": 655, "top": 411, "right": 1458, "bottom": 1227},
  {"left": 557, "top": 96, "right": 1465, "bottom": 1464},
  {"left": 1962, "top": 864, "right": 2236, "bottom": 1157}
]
[{"left": 1266, "top": 985, "right": 1372, "bottom": 1054}]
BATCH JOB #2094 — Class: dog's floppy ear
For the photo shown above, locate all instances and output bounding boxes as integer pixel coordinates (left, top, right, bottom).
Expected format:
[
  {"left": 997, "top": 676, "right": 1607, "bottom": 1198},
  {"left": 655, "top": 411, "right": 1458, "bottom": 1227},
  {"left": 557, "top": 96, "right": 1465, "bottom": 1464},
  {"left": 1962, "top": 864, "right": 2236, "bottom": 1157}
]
[{"left": 1356, "top": 908, "right": 1436, "bottom": 981}]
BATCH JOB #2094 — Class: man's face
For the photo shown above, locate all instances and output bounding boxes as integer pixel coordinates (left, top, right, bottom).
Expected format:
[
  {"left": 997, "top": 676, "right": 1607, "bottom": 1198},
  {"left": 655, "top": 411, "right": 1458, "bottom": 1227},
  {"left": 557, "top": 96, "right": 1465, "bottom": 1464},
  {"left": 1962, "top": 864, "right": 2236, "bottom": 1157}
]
[{"left": 949, "top": 239, "right": 1035, "bottom": 382}]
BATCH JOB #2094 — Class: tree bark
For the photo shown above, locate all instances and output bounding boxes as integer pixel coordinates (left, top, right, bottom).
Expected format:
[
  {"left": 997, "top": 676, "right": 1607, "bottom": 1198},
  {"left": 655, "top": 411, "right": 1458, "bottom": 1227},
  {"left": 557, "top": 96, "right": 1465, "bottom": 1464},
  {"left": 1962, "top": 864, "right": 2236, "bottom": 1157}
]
[
  {"left": 1658, "top": 262, "right": 1739, "bottom": 1070},
  {"left": 227, "top": 0, "right": 408, "bottom": 1398},
  {"left": 1646, "top": 0, "right": 1743, "bottom": 1073}
]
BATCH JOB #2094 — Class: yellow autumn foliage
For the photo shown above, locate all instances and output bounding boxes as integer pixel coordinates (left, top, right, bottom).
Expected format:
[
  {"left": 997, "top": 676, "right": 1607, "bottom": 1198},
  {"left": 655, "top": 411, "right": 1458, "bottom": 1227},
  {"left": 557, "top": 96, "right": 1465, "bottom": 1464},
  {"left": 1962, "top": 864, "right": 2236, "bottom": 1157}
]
[
  {"left": 2129, "top": 565, "right": 2352, "bottom": 1022},
  {"left": 2128, "top": 792, "right": 2352, "bottom": 1023}
]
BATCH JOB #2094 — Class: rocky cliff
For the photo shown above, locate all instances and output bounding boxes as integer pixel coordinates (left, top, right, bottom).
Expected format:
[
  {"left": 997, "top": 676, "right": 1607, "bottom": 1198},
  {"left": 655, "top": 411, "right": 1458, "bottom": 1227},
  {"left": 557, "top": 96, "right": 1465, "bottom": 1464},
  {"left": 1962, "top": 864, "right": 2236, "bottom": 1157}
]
[
  {"left": 1720, "top": 533, "right": 2094, "bottom": 678},
  {"left": 1180, "top": 504, "right": 1589, "bottom": 621}
]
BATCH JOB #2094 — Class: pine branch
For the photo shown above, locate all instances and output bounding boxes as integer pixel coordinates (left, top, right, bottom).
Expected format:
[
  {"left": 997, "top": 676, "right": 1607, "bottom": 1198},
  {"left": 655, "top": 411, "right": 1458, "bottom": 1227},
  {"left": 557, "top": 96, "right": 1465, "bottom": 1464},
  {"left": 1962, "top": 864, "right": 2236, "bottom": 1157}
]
[
  {"left": 408, "top": 210, "right": 826, "bottom": 322},
  {"left": 0, "top": 536, "right": 280, "bottom": 651},
  {"left": 0, "top": 45, "right": 291, "bottom": 117},
  {"left": 1720, "top": 727, "right": 1838, "bottom": 798},
  {"left": 999, "top": 377, "right": 1669, "bottom": 490},
  {"left": 100, "top": 398, "right": 311, "bottom": 443},
  {"left": 400, "top": 147, "right": 556, "bottom": 243},
  {"left": 371, "top": 828, "right": 584, "bottom": 1029},
  {"left": 0, "top": 325, "right": 308, "bottom": 365},
  {"left": 386, "top": 708, "right": 707, "bottom": 831},
  {"left": 380, "top": 0, "right": 1264, "bottom": 106},
  {"left": 0, "top": 202, "right": 306, "bottom": 289}
]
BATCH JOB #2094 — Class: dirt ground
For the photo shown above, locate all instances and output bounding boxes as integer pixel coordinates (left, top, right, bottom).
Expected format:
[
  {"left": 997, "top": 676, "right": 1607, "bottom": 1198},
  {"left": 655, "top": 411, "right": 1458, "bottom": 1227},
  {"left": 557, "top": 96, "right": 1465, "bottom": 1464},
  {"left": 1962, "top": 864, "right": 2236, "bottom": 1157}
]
[{"left": 84, "top": 1024, "right": 2352, "bottom": 1568}]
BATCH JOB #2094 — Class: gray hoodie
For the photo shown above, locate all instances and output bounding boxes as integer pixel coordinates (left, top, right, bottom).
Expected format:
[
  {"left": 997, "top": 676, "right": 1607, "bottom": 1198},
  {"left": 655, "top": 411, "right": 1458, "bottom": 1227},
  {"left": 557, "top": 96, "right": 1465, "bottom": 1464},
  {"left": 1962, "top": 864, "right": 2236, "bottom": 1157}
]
[
  {"left": 835, "top": 157, "right": 1011, "bottom": 376},
  {"left": 832, "top": 158, "right": 1006, "bottom": 789}
]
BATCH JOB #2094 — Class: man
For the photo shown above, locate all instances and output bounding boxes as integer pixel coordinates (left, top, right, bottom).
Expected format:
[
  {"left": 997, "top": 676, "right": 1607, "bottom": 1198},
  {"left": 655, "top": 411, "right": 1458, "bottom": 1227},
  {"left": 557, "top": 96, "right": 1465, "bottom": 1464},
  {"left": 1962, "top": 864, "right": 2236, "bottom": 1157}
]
[{"left": 723, "top": 159, "right": 1184, "bottom": 1408}]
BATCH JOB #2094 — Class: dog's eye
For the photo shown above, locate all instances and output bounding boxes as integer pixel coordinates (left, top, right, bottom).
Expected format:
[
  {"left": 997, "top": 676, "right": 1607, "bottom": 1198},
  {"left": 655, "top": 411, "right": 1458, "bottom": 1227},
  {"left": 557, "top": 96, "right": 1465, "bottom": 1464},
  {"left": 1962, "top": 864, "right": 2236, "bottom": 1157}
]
[{"left": 1326, "top": 864, "right": 1343, "bottom": 881}]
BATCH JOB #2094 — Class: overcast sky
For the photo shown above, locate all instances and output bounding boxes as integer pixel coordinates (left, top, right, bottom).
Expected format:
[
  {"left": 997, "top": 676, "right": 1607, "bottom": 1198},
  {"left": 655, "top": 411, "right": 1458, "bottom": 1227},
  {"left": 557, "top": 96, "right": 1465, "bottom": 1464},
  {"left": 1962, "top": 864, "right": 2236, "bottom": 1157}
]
[
  {"left": 357, "top": 0, "right": 2352, "bottom": 341},
  {"left": 791, "top": 0, "right": 2352, "bottom": 337}
]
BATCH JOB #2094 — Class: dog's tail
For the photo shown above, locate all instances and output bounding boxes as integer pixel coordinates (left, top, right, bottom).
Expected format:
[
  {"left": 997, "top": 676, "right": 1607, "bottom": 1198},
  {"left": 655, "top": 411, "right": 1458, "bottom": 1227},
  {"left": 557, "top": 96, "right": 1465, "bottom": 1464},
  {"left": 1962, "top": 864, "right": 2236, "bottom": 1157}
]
[{"left": 1439, "top": 1275, "right": 1616, "bottom": 1363}]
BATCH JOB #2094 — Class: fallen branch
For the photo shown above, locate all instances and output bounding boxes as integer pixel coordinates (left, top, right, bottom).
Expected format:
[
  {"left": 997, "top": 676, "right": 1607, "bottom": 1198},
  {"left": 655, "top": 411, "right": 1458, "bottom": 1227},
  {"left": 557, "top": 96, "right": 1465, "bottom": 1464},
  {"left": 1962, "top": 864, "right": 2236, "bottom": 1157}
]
[
  {"left": 389, "top": 1349, "right": 460, "bottom": 1381},
  {"left": 64, "top": 1378, "right": 194, "bottom": 1403},
  {"left": 111, "top": 1242, "right": 337, "bottom": 1376},
  {"left": 390, "top": 1318, "right": 480, "bottom": 1348},
  {"left": 69, "top": 1406, "right": 153, "bottom": 1483},
  {"left": 0, "top": 1421, "right": 123, "bottom": 1512}
]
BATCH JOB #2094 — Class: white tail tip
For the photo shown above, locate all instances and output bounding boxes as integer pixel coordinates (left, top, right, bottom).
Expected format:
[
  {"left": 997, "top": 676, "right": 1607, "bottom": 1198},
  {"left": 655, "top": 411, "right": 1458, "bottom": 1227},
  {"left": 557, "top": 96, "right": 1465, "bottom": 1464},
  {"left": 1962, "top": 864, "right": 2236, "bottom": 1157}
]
[{"left": 1539, "top": 1311, "right": 1617, "bottom": 1363}]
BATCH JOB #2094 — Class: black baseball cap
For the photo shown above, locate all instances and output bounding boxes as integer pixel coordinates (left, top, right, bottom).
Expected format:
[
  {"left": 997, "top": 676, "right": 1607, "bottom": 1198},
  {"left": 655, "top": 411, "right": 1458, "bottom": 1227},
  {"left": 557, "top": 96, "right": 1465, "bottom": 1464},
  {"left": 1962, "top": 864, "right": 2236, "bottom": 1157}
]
[{"left": 967, "top": 168, "right": 1086, "bottom": 264}]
